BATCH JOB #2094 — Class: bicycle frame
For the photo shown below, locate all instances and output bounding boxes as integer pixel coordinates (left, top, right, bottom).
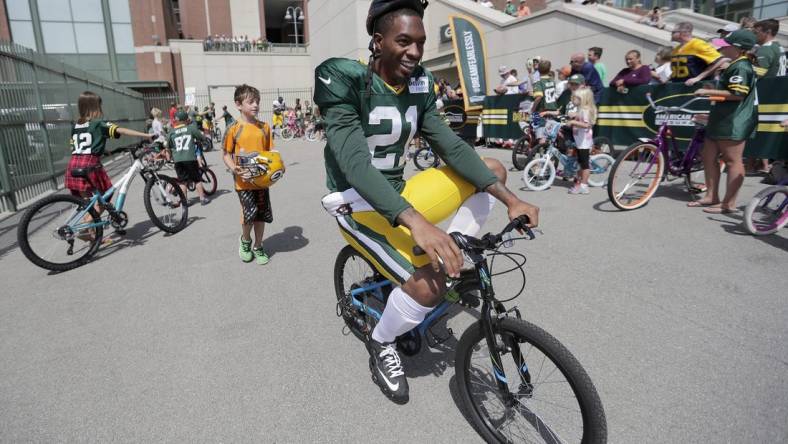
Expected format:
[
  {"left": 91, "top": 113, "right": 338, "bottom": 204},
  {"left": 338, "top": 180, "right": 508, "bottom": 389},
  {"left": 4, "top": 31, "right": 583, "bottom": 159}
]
[
  {"left": 66, "top": 156, "right": 152, "bottom": 232},
  {"left": 348, "top": 279, "right": 454, "bottom": 339},
  {"left": 641, "top": 122, "right": 705, "bottom": 179},
  {"left": 347, "top": 252, "right": 528, "bottom": 395}
]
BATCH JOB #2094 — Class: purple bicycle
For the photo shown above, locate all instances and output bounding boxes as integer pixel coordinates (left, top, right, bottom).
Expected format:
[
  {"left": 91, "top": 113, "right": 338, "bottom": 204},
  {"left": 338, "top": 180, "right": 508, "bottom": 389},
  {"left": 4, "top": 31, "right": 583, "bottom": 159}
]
[
  {"left": 744, "top": 178, "right": 788, "bottom": 235},
  {"left": 607, "top": 93, "right": 724, "bottom": 210}
]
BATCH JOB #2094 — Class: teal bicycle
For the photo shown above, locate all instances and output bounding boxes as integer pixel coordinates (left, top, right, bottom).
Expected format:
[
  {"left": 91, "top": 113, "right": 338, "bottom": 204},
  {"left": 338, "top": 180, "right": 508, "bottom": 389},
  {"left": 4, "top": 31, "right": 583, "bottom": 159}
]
[{"left": 17, "top": 142, "right": 188, "bottom": 271}]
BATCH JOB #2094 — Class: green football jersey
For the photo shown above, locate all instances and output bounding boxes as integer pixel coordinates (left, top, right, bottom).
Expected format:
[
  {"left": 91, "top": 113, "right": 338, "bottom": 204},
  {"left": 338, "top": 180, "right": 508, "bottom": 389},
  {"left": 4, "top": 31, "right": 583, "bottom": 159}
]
[
  {"left": 70, "top": 119, "right": 119, "bottom": 155},
  {"left": 755, "top": 41, "right": 785, "bottom": 78},
  {"left": 314, "top": 58, "right": 497, "bottom": 225},
  {"left": 533, "top": 79, "right": 558, "bottom": 112},
  {"left": 167, "top": 124, "right": 204, "bottom": 163},
  {"left": 706, "top": 57, "right": 758, "bottom": 141}
]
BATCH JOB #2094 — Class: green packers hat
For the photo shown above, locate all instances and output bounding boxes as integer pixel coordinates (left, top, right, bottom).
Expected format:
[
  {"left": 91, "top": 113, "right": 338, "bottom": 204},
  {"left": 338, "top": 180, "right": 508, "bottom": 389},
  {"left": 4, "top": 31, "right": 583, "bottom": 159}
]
[
  {"left": 568, "top": 73, "right": 585, "bottom": 84},
  {"left": 724, "top": 29, "right": 756, "bottom": 50},
  {"left": 175, "top": 110, "right": 188, "bottom": 121}
]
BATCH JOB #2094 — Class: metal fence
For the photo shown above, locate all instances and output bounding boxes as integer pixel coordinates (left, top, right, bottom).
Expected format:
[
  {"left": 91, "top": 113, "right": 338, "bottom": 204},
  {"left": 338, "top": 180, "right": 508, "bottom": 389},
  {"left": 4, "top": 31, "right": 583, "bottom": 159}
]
[
  {"left": 0, "top": 40, "right": 146, "bottom": 213},
  {"left": 142, "top": 87, "right": 314, "bottom": 128}
]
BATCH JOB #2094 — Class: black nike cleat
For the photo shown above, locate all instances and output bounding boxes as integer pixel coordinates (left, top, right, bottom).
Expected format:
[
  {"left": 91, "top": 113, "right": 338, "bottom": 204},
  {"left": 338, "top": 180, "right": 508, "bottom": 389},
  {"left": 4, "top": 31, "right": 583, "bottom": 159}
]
[{"left": 367, "top": 338, "right": 409, "bottom": 404}]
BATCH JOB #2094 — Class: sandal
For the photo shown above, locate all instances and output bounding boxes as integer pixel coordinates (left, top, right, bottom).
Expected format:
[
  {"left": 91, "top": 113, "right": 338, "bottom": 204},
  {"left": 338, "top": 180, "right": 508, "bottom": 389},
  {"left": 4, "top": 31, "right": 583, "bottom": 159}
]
[
  {"left": 687, "top": 200, "right": 717, "bottom": 208},
  {"left": 702, "top": 206, "right": 735, "bottom": 214}
]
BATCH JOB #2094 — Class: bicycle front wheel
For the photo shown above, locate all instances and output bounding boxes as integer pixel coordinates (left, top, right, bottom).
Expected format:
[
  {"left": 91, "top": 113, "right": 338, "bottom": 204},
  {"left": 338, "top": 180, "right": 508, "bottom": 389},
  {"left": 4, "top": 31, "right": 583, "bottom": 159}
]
[
  {"left": 456, "top": 318, "right": 607, "bottom": 444},
  {"left": 201, "top": 168, "right": 218, "bottom": 196},
  {"left": 607, "top": 142, "right": 664, "bottom": 210},
  {"left": 280, "top": 127, "right": 294, "bottom": 141},
  {"left": 587, "top": 153, "right": 615, "bottom": 187},
  {"left": 522, "top": 157, "right": 556, "bottom": 191},
  {"left": 143, "top": 174, "right": 188, "bottom": 233},
  {"left": 17, "top": 194, "right": 103, "bottom": 271},
  {"left": 744, "top": 185, "right": 788, "bottom": 235}
]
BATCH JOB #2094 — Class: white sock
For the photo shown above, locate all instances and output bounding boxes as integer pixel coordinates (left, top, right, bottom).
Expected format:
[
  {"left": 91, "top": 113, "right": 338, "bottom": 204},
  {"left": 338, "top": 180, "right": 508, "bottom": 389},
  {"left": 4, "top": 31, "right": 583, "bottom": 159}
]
[
  {"left": 371, "top": 287, "right": 432, "bottom": 344},
  {"left": 446, "top": 192, "right": 496, "bottom": 237}
]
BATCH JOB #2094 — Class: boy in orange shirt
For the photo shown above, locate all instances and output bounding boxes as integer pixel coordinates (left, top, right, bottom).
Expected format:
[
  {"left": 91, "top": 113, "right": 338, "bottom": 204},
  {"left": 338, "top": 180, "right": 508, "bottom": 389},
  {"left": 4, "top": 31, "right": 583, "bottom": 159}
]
[{"left": 222, "top": 84, "right": 275, "bottom": 264}]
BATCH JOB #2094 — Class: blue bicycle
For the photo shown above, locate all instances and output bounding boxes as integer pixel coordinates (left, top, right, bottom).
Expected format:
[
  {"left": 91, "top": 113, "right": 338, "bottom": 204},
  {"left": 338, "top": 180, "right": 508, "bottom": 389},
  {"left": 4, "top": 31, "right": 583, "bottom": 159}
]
[
  {"left": 333, "top": 216, "right": 606, "bottom": 442},
  {"left": 17, "top": 142, "right": 188, "bottom": 271}
]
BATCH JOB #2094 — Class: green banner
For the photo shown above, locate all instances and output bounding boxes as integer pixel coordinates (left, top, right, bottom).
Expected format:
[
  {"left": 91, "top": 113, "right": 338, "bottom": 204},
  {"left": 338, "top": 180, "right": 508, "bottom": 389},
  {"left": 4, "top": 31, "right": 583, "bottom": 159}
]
[
  {"left": 595, "top": 79, "right": 788, "bottom": 159},
  {"left": 481, "top": 94, "right": 531, "bottom": 138},
  {"left": 449, "top": 15, "right": 488, "bottom": 111}
]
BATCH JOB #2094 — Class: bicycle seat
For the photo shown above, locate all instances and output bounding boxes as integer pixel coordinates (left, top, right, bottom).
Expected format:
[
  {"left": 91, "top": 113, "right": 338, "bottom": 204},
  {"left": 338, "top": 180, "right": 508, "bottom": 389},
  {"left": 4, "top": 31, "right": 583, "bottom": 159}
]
[{"left": 70, "top": 166, "right": 100, "bottom": 178}]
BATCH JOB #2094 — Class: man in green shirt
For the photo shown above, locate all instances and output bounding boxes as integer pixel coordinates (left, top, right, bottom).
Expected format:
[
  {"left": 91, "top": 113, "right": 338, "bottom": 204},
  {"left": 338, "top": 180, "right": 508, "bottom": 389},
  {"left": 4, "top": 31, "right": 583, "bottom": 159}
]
[
  {"left": 168, "top": 111, "right": 210, "bottom": 205},
  {"left": 315, "top": 0, "right": 539, "bottom": 404},
  {"left": 753, "top": 19, "right": 785, "bottom": 78}
]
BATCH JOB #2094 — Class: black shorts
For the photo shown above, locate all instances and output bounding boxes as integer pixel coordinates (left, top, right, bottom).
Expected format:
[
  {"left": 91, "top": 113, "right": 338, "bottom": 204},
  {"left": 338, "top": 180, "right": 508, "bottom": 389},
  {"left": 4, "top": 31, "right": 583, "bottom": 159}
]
[
  {"left": 237, "top": 189, "right": 273, "bottom": 225},
  {"left": 175, "top": 161, "right": 201, "bottom": 183},
  {"left": 576, "top": 149, "right": 590, "bottom": 170}
]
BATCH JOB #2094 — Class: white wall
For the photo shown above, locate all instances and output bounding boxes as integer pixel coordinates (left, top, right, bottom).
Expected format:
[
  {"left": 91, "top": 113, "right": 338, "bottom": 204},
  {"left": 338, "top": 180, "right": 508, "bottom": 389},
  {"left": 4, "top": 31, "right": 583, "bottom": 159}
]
[
  {"left": 307, "top": 0, "right": 372, "bottom": 73},
  {"left": 230, "top": 0, "right": 262, "bottom": 38},
  {"left": 170, "top": 40, "right": 313, "bottom": 125}
]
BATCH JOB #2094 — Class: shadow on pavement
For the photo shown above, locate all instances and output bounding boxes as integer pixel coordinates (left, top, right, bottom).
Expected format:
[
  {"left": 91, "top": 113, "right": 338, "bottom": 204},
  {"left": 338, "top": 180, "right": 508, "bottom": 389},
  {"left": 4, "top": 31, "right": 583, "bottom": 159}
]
[
  {"left": 710, "top": 214, "right": 788, "bottom": 253},
  {"left": 263, "top": 225, "right": 309, "bottom": 257},
  {"left": 90, "top": 215, "right": 205, "bottom": 262}
]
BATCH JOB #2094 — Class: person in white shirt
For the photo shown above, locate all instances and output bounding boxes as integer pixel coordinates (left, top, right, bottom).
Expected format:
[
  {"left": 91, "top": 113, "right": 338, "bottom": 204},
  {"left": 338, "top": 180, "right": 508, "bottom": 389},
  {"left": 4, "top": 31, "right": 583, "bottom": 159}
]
[{"left": 650, "top": 47, "right": 672, "bottom": 84}]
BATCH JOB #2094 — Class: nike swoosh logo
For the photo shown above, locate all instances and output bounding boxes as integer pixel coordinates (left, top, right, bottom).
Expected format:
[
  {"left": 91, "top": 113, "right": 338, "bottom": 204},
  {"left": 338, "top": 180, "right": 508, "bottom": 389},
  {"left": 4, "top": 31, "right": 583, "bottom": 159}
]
[
  {"left": 318, "top": 76, "right": 331, "bottom": 85},
  {"left": 377, "top": 368, "right": 399, "bottom": 391}
]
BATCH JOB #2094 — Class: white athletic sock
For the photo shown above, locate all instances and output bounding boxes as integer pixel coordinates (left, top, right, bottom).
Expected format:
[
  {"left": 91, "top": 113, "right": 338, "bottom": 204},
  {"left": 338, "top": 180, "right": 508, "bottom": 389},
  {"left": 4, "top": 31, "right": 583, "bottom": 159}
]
[
  {"left": 446, "top": 192, "right": 496, "bottom": 237},
  {"left": 371, "top": 287, "right": 432, "bottom": 344}
]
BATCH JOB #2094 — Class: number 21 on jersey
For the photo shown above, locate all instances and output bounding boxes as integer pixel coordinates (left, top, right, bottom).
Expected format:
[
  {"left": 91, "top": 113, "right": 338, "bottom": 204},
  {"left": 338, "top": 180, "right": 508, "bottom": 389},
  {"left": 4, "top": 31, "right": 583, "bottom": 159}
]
[{"left": 366, "top": 106, "right": 417, "bottom": 169}]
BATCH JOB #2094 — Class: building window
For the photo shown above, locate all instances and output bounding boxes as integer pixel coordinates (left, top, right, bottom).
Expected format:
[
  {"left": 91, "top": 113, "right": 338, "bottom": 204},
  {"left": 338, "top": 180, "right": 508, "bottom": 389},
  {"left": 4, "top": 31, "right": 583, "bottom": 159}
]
[
  {"left": 112, "top": 24, "right": 134, "bottom": 53},
  {"left": 41, "top": 21, "right": 77, "bottom": 53},
  {"left": 7, "top": 0, "right": 36, "bottom": 50},
  {"left": 74, "top": 23, "right": 109, "bottom": 53}
]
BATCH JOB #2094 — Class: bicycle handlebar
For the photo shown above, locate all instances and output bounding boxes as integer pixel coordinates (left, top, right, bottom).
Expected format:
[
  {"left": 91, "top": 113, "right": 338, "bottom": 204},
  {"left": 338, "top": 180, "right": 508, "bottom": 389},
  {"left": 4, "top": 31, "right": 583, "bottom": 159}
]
[
  {"left": 645, "top": 92, "right": 723, "bottom": 115},
  {"left": 412, "top": 215, "right": 535, "bottom": 256}
]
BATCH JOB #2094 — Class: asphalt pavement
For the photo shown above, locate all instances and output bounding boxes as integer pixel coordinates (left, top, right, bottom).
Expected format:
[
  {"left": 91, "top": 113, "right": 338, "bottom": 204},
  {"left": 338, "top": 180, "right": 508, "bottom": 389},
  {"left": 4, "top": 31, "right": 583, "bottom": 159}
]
[{"left": 0, "top": 141, "right": 786, "bottom": 443}]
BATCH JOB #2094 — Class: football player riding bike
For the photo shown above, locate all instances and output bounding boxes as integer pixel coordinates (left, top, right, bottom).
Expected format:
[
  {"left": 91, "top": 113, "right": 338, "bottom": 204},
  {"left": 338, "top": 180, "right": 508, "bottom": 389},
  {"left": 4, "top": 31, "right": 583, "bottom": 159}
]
[{"left": 315, "top": 0, "right": 539, "bottom": 404}]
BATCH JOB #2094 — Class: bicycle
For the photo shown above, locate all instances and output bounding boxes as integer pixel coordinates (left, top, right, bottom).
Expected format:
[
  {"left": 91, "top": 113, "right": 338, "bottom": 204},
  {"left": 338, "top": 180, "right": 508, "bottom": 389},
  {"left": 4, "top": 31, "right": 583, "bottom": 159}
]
[
  {"left": 280, "top": 116, "right": 305, "bottom": 141},
  {"left": 17, "top": 142, "right": 189, "bottom": 272},
  {"left": 413, "top": 142, "right": 441, "bottom": 170},
  {"left": 743, "top": 178, "right": 788, "bottom": 235},
  {"left": 185, "top": 143, "right": 218, "bottom": 196},
  {"left": 334, "top": 216, "right": 607, "bottom": 443},
  {"left": 512, "top": 112, "right": 612, "bottom": 172},
  {"left": 607, "top": 93, "right": 723, "bottom": 210},
  {"left": 522, "top": 117, "right": 615, "bottom": 191},
  {"left": 304, "top": 120, "right": 326, "bottom": 142}
]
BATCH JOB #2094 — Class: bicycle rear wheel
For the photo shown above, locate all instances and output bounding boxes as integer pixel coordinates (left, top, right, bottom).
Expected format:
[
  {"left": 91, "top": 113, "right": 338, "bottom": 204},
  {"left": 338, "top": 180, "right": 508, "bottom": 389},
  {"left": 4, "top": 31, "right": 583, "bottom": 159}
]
[
  {"left": 587, "top": 153, "right": 615, "bottom": 187},
  {"left": 607, "top": 142, "right": 664, "bottom": 210},
  {"left": 281, "top": 127, "right": 294, "bottom": 141},
  {"left": 512, "top": 135, "right": 534, "bottom": 171},
  {"left": 414, "top": 147, "right": 438, "bottom": 170},
  {"left": 456, "top": 318, "right": 607, "bottom": 444},
  {"left": 305, "top": 128, "right": 318, "bottom": 142},
  {"left": 17, "top": 194, "right": 103, "bottom": 271},
  {"left": 201, "top": 168, "right": 218, "bottom": 196},
  {"left": 143, "top": 174, "right": 188, "bottom": 233},
  {"left": 334, "top": 245, "right": 387, "bottom": 341},
  {"left": 744, "top": 185, "right": 788, "bottom": 235}
]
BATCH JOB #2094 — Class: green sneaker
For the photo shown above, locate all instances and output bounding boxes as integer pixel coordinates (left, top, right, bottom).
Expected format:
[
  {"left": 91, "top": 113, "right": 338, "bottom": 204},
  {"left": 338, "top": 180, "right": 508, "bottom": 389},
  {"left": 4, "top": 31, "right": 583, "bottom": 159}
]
[
  {"left": 252, "top": 246, "right": 269, "bottom": 265},
  {"left": 239, "top": 236, "right": 253, "bottom": 262}
]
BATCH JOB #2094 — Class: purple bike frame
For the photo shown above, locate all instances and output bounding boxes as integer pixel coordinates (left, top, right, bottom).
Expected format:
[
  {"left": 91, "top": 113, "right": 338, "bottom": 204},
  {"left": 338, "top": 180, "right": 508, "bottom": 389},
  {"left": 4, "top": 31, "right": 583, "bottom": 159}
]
[{"left": 639, "top": 122, "right": 706, "bottom": 179}]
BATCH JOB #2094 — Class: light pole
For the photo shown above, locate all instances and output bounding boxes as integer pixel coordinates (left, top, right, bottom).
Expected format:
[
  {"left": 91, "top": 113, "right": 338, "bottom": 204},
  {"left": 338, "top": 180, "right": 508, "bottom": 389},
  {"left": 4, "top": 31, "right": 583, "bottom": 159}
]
[{"left": 284, "top": 6, "right": 304, "bottom": 46}]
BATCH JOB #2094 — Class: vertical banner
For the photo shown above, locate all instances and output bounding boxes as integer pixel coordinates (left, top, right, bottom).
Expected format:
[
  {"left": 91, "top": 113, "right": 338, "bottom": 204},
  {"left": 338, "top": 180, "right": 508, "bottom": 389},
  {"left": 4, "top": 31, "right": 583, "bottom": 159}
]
[{"left": 448, "top": 15, "right": 488, "bottom": 111}]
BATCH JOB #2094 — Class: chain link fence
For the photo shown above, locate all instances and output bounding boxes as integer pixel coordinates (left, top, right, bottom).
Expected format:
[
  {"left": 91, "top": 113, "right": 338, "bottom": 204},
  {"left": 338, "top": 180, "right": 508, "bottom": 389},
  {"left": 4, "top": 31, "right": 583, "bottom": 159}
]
[{"left": 0, "top": 40, "right": 146, "bottom": 214}]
